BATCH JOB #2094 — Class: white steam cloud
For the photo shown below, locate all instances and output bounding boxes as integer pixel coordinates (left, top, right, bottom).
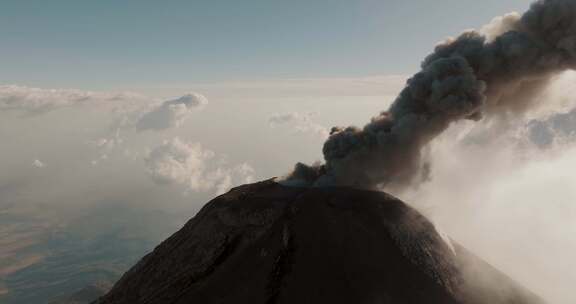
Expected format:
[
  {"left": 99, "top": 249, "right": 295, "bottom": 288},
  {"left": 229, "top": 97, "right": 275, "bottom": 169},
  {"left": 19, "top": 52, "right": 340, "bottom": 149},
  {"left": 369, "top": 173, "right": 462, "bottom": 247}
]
[
  {"left": 528, "top": 106, "right": 576, "bottom": 148},
  {"left": 409, "top": 115, "right": 576, "bottom": 304}
]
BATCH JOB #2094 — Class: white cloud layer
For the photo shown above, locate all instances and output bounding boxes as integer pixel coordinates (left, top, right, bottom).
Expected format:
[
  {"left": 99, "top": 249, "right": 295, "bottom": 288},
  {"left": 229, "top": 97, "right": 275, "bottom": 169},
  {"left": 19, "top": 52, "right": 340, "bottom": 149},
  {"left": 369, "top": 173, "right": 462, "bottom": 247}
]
[
  {"left": 268, "top": 112, "right": 329, "bottom": 139},
  {"left": 0, "top": 85, "right": 142, "bottom": 114},
  {"left": 1, "top": 74, "right": 576, "bottom": 303},
  {"left": 143, "top": 75, "right": 407, "bottom": 99}
]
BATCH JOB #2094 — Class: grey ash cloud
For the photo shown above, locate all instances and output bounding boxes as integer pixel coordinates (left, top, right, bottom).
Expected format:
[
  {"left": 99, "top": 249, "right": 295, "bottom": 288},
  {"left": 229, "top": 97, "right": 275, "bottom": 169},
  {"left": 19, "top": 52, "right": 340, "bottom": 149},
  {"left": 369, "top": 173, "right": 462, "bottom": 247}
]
[{"left": 287, "top": 0, "right": 576, "bottom": 191}]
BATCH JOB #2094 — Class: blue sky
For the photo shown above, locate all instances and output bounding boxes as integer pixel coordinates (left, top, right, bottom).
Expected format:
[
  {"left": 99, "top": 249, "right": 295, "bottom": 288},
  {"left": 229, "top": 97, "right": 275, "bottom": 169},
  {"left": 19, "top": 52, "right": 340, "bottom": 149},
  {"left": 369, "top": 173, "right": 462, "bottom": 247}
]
[{"left": 1, "top": 0, "right": 531, "bottom": 90}]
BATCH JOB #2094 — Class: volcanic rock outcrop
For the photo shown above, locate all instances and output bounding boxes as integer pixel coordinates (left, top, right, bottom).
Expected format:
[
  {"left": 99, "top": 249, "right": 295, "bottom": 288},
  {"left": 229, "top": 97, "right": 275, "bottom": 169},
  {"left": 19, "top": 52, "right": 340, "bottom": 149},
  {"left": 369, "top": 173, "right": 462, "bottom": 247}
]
[{"left": 95, "top": 180, "right": 545, "bottom": 304}]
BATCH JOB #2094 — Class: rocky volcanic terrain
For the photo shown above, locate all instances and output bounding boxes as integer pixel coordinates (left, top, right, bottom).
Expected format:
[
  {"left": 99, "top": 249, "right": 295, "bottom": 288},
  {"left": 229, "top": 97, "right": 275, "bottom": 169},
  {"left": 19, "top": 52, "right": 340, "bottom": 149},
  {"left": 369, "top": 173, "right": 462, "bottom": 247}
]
[{"left": 96, "top": 179, "right": 545, "bottom": 304}]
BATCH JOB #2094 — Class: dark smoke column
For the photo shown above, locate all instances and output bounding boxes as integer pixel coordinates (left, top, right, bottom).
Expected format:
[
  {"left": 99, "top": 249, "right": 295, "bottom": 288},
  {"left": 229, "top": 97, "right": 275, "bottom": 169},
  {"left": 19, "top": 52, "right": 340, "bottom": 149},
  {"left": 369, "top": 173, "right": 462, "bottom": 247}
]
[{"left": 288, "top": 0, "right": 576, "bottom": 191}]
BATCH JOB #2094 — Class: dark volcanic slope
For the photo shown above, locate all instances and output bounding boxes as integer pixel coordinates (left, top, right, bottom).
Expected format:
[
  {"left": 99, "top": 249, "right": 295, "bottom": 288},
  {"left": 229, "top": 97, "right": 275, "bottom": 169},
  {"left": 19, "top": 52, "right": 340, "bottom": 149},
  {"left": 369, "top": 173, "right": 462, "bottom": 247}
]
[{"left": 96, "top": 180, "right": 545, "bottom": 304}]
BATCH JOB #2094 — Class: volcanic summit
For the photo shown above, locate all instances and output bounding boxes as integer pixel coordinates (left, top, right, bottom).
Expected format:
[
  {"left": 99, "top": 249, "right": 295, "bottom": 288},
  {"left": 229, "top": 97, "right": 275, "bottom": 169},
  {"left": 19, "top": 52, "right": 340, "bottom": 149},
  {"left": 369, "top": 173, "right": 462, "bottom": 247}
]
[{"left": 95, "top": 180, "right": 544, "bottom": 304}]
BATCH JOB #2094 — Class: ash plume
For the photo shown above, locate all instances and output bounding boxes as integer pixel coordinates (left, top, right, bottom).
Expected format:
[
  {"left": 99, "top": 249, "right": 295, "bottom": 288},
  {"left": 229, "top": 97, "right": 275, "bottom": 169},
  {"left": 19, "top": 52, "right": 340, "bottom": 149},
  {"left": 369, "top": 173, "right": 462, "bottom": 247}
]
[{"left": 286, "top": 0, "right": 576, "bottom": 190}]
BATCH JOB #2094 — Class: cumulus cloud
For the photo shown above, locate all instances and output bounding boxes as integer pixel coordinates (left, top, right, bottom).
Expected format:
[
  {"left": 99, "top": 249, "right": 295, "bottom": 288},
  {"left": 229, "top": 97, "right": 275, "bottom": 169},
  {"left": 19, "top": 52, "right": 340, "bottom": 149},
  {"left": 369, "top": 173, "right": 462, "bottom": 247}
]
[
  {"left": 136, "top": 93, "right": 208, "bottom": 132},
  {"left": 77, "top": 93, "right": 208, "bottom": 166},
  {"left": 88, "top": 128, "right": 125, "bottom": 166},
  {"left": 268, "top": 112, "right": 329, "bottom": 139},
  {"left": 32, "top": 159, "right": 45, "bottom": 168},
  {"left": 0, "top": 85, "right": 142, "bottom": 114},
  {"left": 144, "top": 138, "right": 254, "bottom": 195},
  {"left": 0, "top": 85, "right": 207, "bottom": 134}
]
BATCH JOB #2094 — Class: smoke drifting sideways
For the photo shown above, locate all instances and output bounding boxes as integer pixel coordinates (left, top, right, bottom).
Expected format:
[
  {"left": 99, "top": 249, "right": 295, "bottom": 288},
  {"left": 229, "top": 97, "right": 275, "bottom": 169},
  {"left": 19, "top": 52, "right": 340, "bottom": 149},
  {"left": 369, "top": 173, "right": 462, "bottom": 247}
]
[{"left": 285, "top": 0, "right": 576, "bottom": 191}]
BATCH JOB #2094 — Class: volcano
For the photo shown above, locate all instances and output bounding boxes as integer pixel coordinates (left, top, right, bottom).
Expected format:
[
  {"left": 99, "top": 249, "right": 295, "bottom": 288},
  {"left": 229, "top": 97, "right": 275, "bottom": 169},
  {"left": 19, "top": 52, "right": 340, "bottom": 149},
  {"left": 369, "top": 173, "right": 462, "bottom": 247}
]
[{"left": 95, "top": 179, "right": 545, "bottom": 304}]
